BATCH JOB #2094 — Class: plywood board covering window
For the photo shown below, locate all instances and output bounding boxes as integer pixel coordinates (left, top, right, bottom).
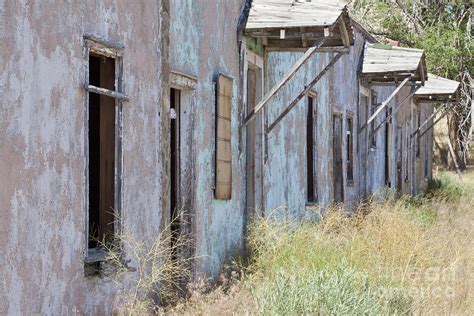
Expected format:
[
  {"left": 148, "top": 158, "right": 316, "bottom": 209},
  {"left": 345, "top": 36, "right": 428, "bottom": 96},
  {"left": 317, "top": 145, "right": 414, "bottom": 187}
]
[{"left": 215, "top": 75, "right": 233, "bottom": 200}]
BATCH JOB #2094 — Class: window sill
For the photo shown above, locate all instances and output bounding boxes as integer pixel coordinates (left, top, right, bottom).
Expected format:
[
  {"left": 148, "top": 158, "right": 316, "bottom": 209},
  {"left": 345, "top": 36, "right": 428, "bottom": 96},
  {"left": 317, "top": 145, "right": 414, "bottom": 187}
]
[
  {"left": 85, "top": 247, "right": 108, "bottom": 264},
  {"left": 84, "top": 247, "right": 136, "bottom": 277}
]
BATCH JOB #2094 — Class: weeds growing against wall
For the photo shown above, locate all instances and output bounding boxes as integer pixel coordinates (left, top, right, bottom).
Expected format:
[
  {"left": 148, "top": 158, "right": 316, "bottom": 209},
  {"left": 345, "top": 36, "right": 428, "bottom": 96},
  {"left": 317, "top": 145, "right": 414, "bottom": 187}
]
[{"left": 163, "top": 172, "right": 474, "bottom": 314}]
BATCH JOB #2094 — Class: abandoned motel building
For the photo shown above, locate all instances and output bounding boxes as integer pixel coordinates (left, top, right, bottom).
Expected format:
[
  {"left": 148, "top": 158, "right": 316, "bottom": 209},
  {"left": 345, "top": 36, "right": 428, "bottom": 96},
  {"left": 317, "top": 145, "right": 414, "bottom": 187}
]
[{"left": 0, "top": 0, "right": 462, "bottom": 313}]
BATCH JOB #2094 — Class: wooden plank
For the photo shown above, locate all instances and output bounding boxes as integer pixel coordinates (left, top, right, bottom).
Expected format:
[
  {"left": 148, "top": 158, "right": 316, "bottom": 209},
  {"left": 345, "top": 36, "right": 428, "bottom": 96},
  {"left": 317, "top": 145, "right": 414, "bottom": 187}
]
[
  {"left": 366, "top": 77, "right": 410, "bottom": 126},
  {"left": 242, "top": 37, "right": 327, "bottom": 128},
  {"left": 267, "top": 52, "right": 344, "bottom": 132},
  {"left": 86, "top": 84, "right": 130, "bottom": 102},
  {"left": 215, "top": 75, "right": 233, "bottom": 200}
]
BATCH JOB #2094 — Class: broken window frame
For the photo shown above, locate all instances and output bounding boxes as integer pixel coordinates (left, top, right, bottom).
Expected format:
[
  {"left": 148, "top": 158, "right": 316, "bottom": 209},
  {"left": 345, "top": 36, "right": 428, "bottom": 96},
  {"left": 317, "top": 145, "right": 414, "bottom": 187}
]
[{"left": 83, "top": 35, "right": 128, "bottom": 266}]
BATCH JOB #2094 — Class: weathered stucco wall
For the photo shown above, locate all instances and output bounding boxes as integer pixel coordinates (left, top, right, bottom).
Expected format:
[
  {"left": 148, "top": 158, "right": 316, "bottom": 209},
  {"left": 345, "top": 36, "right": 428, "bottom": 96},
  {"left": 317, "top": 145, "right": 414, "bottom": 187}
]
[
  {"left": 263, "top": 30, "right": 368, "bottom": 215},
  {"left": 0, "top": 1, "right": 168, "bottom": 314},
  {"left": 170, "top": 0, "right": 247, "bottom": 278}
]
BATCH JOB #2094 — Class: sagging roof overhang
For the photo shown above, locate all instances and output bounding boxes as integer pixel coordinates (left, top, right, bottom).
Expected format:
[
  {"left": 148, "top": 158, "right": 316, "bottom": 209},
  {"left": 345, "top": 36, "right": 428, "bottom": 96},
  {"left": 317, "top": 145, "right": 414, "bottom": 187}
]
[
  {"left": 361, "top": 44, "right": 428, "bottom": 84},
  {"left": 411, "top": 74, "right": 461, "bottom": 140},
  {"left": 244, "top": 0, "right": 354, "bottom": 52},
  {"left": 241, "top": 0, "right": 355, "bottom": 132},
  {"left": 362, "top": 45, "right": 428, "bottom": 137},
  {"left": 414, "top": 73, "right": 461, "bottom": 103}
]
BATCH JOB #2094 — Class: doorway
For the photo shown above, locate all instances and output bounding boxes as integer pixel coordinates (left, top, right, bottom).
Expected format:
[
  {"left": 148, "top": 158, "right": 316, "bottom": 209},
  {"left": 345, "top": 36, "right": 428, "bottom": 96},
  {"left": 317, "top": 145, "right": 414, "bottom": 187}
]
[
  {"left": 246, "top": 68, "right": 257, "bottom": 217},
  {"left": 396, "top": 126, "right": 403, "bottom": 193},
  {"left": 170, "top": 88, "right": 181, "bottom": 250},
  {"left": 333, "top": 114, "right": 344, "bottom": 203},
  {"left": 359, "top": 93, "right": 369, "bottom": 199}
]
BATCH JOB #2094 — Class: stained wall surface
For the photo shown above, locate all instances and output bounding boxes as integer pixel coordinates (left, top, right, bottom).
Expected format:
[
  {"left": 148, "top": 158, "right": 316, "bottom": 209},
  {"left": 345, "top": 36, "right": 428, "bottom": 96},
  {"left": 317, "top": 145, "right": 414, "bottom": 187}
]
[
  {"left": 169, "top": 0, "right": 248, "bottom": 278},
  {"left": 262, "top": 30, "right": 369, "bottom": 216},
  {"left": 0, "top": 1, "right": 168, "bottom": 314}
]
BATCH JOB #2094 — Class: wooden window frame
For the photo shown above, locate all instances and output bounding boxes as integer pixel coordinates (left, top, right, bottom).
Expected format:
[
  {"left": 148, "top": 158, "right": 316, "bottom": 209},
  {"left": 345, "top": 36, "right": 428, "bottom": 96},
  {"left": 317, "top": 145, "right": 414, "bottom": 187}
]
[
  {"left": 306, "top": 91, "right": 318, "bottom": 203},
  {"left": 370, "top": 90, "right": 378, "bottom": 149},
  {"left": 346, "top": 113, "right": 354, "bottom": 185},
  {"left": 83, "top": 35, "right": 127, "bottom": 265},
  {"left": 416, "top": 108, "right": 421, "bottom": 158}
]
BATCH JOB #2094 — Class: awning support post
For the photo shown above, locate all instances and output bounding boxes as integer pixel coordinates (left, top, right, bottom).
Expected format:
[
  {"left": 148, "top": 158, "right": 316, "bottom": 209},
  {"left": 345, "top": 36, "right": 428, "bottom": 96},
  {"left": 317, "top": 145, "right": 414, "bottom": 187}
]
[
  {"left": 365, "top": 77, "right": 411, "bottom": 127},
  {"left": 369, "top": 84, "right": 420, "bottom": 139},
  {"left": 417, "top": 104, "right": 452, "bottom": 139},
  {"left": 242, "top": 37, "right": 327, "bottom": 129},
  {"left": 267, "top": 52, "right": 344, "bottom": 133},
  {"left": 411, "top": 101, "right": 449, "bottom": 137}
]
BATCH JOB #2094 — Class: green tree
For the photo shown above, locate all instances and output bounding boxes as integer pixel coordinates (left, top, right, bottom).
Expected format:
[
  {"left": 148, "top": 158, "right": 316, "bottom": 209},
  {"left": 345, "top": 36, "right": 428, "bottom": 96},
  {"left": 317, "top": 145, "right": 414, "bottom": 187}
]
[{"left": 351, "top": 0, "right": 473, "bottom": 167}]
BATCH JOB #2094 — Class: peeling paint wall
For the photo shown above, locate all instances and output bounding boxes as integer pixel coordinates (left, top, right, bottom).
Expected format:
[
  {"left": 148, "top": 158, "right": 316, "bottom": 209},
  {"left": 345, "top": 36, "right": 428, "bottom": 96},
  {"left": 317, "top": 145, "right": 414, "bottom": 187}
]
[
  {"left": 169, "top": 0, "right": 247, "bottom": 278},
  {"left": 263, "top": 30, "right": 368, "bottom": 216},
  {"left": 0, "top": 1, "right": 168, "bottom": 314}
]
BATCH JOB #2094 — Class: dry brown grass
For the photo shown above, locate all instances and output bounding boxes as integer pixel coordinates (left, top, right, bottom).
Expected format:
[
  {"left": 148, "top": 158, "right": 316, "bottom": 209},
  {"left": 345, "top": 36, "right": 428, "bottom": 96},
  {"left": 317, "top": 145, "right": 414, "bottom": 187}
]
[{"left": 163, "top": 171, "right": 474, "bottom": 315}]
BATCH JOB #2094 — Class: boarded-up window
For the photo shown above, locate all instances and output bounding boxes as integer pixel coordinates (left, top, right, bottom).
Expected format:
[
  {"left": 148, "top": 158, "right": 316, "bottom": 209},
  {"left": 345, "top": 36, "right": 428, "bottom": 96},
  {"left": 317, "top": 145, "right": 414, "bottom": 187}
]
[
  {"left": 215, "top": 75, "right": 233, "bottom": 199},
  {"left": 346, "top": 115, "right": 354, "bottom": 183}
]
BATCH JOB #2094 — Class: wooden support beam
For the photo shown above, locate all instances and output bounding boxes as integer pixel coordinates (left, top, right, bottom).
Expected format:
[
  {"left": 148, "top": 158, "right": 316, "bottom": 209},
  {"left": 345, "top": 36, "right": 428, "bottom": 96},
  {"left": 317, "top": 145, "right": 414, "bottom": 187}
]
[
  {"left": 411, "top": 102, "right": 449, "bottom": 137},
  {"left": 369, "top": 85, "right": 419, "bottom": 138},
  {"left": 85, "top": 84, "right": 130, "bottom": 102},
  {"left": 418, "top": 105, "right": 451, "bottom": 139},
  {"left": 366, "top": 77, "right": 411, "bottom": 126},
  {"left": 242, "top": 37, "right": 327, "bottom": 129},
  {"left": 448, "top": 137, "right": 463, "bottom": 179},
  {"left": 267, "top": 52, "right": 344, "bottom": 133},
  {"left": 338, "top": 19, "right": 350, "bottom": 48}
]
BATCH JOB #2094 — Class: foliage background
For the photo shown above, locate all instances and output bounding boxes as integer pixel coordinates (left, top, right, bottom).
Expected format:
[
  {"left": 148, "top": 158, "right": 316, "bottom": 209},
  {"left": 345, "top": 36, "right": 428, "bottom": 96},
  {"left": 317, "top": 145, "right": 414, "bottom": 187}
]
[{"left": 350, "top": 0, "right": 473, "bottom": 166}]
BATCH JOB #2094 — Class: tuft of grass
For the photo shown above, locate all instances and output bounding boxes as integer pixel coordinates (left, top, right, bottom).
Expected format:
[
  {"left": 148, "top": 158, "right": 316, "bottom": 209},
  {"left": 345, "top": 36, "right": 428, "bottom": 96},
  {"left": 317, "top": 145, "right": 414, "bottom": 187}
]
[
  {"left": 425, "top": 172, "right": 465, "bottom": 202},
  {"left": 100, "top": 211, "right": 193, "bottom": 315}
]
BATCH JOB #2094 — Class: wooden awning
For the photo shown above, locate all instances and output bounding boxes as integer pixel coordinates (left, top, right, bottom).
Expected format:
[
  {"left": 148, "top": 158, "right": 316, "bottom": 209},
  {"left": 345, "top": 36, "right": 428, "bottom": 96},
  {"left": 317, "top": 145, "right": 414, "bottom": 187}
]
[
  {"left": 361, "top": 44, "right": 427, "bottom": 84},
  {"left": 415, "top": 73, "right": 460, "bottom": 102},
  {"left": 244, "top": 0, "right": 353, "bottom": 51}
]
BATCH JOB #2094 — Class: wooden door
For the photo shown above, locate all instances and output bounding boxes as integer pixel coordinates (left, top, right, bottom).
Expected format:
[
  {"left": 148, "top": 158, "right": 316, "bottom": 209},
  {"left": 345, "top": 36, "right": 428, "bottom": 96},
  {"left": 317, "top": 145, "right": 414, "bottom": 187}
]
[
  {"left": 333, "top": 114, "right": 344, "bottom": 203},
  {"left": 246, "top": 69, "right": 257, "bottom": 216}
]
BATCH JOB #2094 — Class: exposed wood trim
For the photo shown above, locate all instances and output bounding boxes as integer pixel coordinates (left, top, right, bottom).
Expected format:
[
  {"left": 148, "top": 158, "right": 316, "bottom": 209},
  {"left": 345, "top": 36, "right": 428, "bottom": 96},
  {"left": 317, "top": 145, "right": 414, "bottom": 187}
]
[
  {"left": 265, "top": 47, "right": 349, "bottom": 53},
  {"left": 246, "top": 50, "right": 264, "bottom": 69},
  {"left": 411, "top": 102, "right": 449, "bottom": 137},
  {"left": 267, "top": 52, "right": 344, "bottom": 133},
  {"left": 242, "top": 37, "right": 327, "bottom": 129},
  {"left": 338, "top": 18, "right": 350, "bottom": 48},
  {"left": 86, "top": 84, "right": 130, "bottom": 102},
  {"left": 84, "top": 34, "right": 125, "bottom": 51},
  {"left": 366, "top": 77, "right": 410, "bottom": 126},
  {"left": 170, "top": 70, "right": 198, "bottom": 90}
]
